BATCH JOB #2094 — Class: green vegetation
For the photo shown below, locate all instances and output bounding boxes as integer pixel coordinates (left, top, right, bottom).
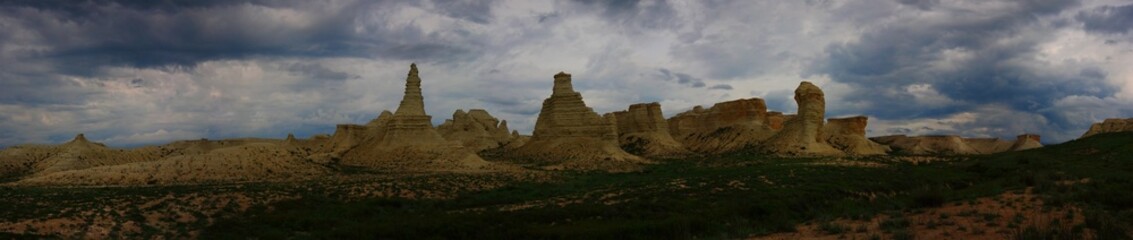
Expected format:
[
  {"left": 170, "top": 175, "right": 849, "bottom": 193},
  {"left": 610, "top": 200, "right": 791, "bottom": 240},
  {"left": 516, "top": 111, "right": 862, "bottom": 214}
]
[{"left": 3, "top": 132, "right": 1132, "bottom": 239}]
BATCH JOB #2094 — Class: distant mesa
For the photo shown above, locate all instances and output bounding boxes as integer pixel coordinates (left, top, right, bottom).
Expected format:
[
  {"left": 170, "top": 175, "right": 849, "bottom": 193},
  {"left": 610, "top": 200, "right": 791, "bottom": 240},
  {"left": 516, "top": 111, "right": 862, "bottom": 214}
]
[
  {"left": 609, "top": 102, "right": 690, "bottom": 157},
  {"left": 1081, "top": 118, "right": 1133, "bottom": 139},
  {"left": 870, "top": 133, "right": 1043, "bottom": 155},
  {"left": 511, "top": 72, "right": 649, "bottom": 171}
]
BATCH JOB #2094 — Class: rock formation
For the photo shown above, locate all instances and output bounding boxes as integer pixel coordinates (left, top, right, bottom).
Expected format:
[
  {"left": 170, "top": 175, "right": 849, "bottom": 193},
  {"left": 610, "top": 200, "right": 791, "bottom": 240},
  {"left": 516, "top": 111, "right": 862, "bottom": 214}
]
[
  {"left": 821, "top": 116, "right": 889, "bottom": 155},
  {"left": 1008, "top": 134, "right": 1043, "bottom": 151},
  {"left": 610, "top": 102, "right": 690, "bottom": 157},
  {"left": 436, "top": 109, "right": 517, "bottom": 152},
  {"left": 1081, "top": 118, "right": 1133, "bottom": 138},
  {"left": 870, "top": 135, "right": 979, "bottom": 155},
  {"left": 511, "top": 72, "right": 647, "bottom": 171},
  {"left": 0, "top": 134, "right": 163, "bottom": 179},
  {"left": 337, "top": 64, "right": 497, "bottom": 171},
  {"left": 667, "top": 98, "right": 777, "bottom": 153},
  {"left": 761, "top": 82, "right": 843, "bottom": 156},
  {"left": 963, "top": 138, "right": 1015, "bottom": 154}
]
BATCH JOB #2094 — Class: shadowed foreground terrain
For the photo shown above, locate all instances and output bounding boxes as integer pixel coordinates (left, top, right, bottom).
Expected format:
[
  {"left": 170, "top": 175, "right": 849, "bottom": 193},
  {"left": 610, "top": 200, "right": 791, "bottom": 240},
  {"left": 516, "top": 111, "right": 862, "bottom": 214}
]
[{"left": 1, "top": 133, "right": 1129, "bottom": 239}]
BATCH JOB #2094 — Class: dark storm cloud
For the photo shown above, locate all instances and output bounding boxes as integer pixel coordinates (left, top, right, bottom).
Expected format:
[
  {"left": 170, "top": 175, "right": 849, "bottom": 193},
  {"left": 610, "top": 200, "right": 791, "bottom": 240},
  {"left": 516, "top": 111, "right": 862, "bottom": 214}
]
[
  {"left": 0, "top": 0, "right": 483, "bottom": 74},
  {"left": 1076, "top": 4, "right": 1133, "bottom": 34}
]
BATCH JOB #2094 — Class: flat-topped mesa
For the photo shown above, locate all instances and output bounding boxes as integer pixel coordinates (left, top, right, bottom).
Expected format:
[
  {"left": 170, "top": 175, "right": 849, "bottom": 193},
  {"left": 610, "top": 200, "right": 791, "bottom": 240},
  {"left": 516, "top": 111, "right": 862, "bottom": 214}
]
[
  {"left": 668, "top": 98, "right": 769, "bottom": 137},
  {"left": 964, "top": 138, "right": 1014, "bottom": 154},
  {"left": 512, "top": 72, "right": 646, "bottom": 172},
  {"left": 821, "top": 116, "right": 889, "bottom": 155},
  {"left": 666, "top": 98, "right": 776, "bottom": 154},
  {"left": 611, "top": 102, "right": 689, "bottom": 157},
  {"left": 1081, "top": 118, "right": 1133, "bottom": 138},
  {"left": 761, "top": 82, "right": 843, "bottom": 156},
  {"left": 870, "top": 135, "right": 980, "bottom": 155}
]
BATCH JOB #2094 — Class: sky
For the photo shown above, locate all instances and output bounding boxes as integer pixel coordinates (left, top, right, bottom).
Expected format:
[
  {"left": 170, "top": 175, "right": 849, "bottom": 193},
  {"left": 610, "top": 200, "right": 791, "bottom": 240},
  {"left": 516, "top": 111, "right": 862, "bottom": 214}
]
[{"left": 1, "top": 0, "right": 1132, "bottom": 148}]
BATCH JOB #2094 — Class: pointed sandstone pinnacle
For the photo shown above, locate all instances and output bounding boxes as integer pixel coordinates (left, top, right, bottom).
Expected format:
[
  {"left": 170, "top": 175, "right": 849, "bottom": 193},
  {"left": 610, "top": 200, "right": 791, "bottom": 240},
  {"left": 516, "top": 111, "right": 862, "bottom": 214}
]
[
  {"left": 395, "top": 63, "right": 427, "bottom": 116},
  {"left": 761, "top": 82, "right": 843, "bottom": 156},
  {"left": 377, "top": 64, "right": 447, "bottom": 148},
  {"left": 70, "top": 133, "right": 89, "bottom": 143}
]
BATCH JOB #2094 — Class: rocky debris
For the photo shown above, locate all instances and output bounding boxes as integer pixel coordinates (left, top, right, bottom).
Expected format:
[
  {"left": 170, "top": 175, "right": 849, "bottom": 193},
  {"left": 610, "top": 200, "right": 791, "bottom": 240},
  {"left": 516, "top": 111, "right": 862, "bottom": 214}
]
[
  {"left": 1081, "top": 118, "right": 1133, "bottom": 138},
  {"left": 436, "top": 109, "right": 517, "bottom": 152},
  {"left": 821, "top": 116, "right": 889, "bottom": 155},
  {"left": 1009, "top": 134, "right": 1043, "bottom": 151},
  {"left": 511, "top": 72, "right": 647, "bottom": 171},
  {"left": 667, "top": 98, "right": 777, "bottom": 153},
  {"left": 336, "top": 64, "right": 501, "bottom": 172},
  {"left": 870, "top": 135, "right": 980, "bottom": 155},
  {"left": 610, "top": 103, "right": 690, "bottom": 157},
  {"left": 761, "top": 82, "right": 843, "bottom": 156}
]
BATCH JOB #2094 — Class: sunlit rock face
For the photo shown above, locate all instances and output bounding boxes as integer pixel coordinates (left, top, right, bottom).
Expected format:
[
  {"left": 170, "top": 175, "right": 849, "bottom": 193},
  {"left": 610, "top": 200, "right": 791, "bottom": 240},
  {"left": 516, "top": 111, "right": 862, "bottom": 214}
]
[
  {"left": 512, "top": 72, "right": 647, "bottom": 172},
  {"left": 1081, "top": 118, "right": 1133, "bottom": 138},
  {"left": 667, "top": 98, "right": 776, "bottom": 154},
  {"left": 821, "top": 116, "right": 889, "bottom": 155},
  {"left": 761, "top": 82, "right": 843, "bottom": 156}
]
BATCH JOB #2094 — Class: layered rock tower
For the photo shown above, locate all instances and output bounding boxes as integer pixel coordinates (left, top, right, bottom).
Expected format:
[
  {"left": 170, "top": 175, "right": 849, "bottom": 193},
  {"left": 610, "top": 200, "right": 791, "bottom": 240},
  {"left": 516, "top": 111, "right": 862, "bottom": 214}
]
[{"left": 513, "top": 72, "right": 646, "bottom": 171}]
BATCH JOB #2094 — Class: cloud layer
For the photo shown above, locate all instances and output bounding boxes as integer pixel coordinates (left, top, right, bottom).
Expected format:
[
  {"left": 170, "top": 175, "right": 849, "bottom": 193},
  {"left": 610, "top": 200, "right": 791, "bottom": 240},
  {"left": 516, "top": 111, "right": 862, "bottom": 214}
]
[{"left": 1, "top": 0, "right": 1131, "bottom": 147}]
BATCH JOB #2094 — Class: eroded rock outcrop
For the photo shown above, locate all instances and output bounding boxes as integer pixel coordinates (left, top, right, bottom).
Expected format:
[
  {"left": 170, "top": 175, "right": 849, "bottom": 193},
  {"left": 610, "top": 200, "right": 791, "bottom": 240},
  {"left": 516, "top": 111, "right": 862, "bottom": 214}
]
[
  {"left": 0, "top": 134, "right": 165, "bottom": 179},
  {"left": 1081, "top": 118, "right": 1133, "bottom": 138},
  {"left": 821, "top": 116, "right": 889, "bottom": 155},
  {"left": 437, "top": 109, "right": 517, "bottom": 152},
  {"left": 610, "top": 102, "right": 690, "bottom": 157},
  {"left": 963, "top": 138, "right": 1014, "bottom": 154},
  {"left": 761, "top": 82, "right": 843, "bottom": 156},
  {"left": 511, "top": 72, "right": 647, "bottom": 171},
  {"left": 667, "top": 98, "right": 776, "bottom": 153},
  {"left": 337, "top": 64, "right": 497, "bottom": 171},
  {"left": 870, "top": 135, "right": 979, "bottom": 155},
  {"left": 1009, "top": 134, "right": 1043, "bottom": 151}
]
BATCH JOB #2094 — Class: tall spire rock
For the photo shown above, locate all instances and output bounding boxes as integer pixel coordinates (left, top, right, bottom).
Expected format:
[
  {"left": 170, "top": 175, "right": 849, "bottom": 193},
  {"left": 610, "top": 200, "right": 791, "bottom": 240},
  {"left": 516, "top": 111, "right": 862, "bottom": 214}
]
[
  {"left": 395, "top": 63, "right": 427, "bottom": 116},
  {"left": 761, "top": 82, "right": 844, "bottom": 156},
  {"left": 512, "top": 72, "right": 647, "bottom": 172}
]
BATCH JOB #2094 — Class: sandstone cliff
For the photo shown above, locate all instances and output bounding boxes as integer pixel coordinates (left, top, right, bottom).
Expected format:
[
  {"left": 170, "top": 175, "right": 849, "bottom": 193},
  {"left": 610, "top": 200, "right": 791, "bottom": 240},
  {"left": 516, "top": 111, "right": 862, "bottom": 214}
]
[
  {"left": 870, "top": 135, "right": 979, "bottom": 155},
  {"left": 511, "top": 72, "right": 647, "bottom": 171},
  {"left": 1081, "top": 118, "right": 1133, "bottom": 138},
  {"left": 667, "top": 98, "right": 776, "bottom": 153},
  {"left": 1008, "top": 134, "right": 1043, "bottom": 151},
  {"left": 761, "top": 82, "right": 844, "bottom": 156}
]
